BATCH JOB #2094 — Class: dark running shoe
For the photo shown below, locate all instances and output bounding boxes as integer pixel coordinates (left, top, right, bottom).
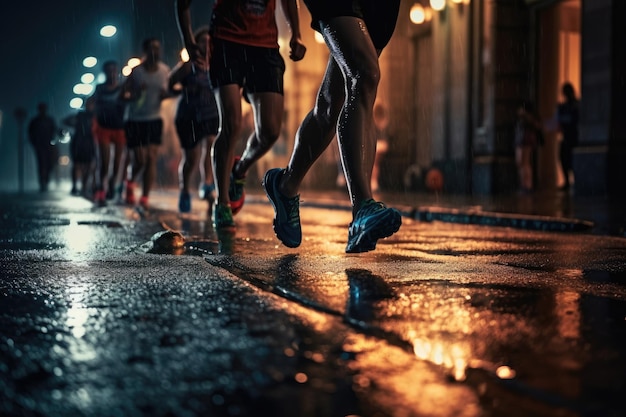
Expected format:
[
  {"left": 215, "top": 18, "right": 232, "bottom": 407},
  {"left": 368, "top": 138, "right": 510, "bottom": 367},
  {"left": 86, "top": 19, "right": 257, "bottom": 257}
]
[
  {"left": 178, "top": 191, "right": 191, "bottom": 213},
  {"left": 213, "top": 204, "right": 235, "bottom": 230},
  {"left": 229, "top": 156, "right": 246, "bottom": 215},
  {"left": 262, "top": 168, "right": 301, "bottom": 248},
  {"left": 345, "top": 199, "right": 401, "bottom": 253}
]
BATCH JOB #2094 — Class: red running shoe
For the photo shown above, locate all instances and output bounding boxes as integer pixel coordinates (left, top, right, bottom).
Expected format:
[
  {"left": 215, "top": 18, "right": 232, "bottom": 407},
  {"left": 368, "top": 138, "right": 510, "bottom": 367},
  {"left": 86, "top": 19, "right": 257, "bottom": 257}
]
[
  {"left": 229, "top": 156, "right": 246, "bottom": 215},
  {"left": 125, "top": 181, "right": 136, "bottom": 205}
]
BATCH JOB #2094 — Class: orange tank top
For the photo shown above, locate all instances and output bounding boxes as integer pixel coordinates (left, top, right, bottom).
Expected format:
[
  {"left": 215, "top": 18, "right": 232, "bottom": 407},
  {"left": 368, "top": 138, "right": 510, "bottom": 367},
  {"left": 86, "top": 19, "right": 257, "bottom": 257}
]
[{"left": 211, "top": 0, "right": 279, "bottom": 49}]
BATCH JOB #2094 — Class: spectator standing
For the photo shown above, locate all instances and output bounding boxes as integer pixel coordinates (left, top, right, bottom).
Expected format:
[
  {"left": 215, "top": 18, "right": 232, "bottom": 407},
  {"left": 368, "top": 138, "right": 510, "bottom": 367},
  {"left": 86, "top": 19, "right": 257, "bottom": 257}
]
[
  {"left": 514, "top": 101, "right": 542, "bottom": 193},
  {"left": 556, "top": 82, "right": 580, "bottom": 191},
  {"left": 27, "top": 102, "right": 61, "bottom": 192}
]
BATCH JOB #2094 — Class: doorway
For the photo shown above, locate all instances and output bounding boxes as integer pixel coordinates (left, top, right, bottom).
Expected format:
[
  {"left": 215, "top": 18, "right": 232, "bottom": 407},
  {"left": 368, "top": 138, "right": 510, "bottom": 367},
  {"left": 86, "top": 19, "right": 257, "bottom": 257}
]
[{"left": 535, "top": 0, "right": 581, "bottom": 190}]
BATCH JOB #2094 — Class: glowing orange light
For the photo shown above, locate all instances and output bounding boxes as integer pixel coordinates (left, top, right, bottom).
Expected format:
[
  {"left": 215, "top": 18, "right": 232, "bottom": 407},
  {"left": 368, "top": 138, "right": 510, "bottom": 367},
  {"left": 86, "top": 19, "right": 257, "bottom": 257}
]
[
  {"left": 430, "top": 0, "right": 446, "bottom": 11},
  {"left": 496, "top": 365, "right": 516, "bottom": 379},
  {"left": 410, "top": 4, "right": 426, "bottom": 25}
]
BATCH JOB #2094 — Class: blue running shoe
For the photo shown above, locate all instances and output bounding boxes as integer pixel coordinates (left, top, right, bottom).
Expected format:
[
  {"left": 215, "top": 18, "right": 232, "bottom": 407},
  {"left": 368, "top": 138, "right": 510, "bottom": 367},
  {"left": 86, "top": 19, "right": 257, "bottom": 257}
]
[
  {"left": 199, "top": 183, "right": 216, "bottom": 202},
  {"left": 345, "top": 199, "right": 401, "bottom": 253},
  {"left": 262, "top": 168, "right": 301, "bottom": 248},
  {"left": 178, "top": 191, "right": 191, "bottom": 213}
]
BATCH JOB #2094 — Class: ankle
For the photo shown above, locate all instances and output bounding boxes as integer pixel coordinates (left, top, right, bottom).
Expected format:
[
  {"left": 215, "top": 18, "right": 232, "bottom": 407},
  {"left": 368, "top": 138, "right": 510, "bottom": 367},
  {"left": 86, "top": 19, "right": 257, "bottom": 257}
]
[
  {"left": 353, "top": 198, "right": 375, "bottom": 216},
  {"left": 233, "top": 159, "right": 246, "bottom": 179},
  {"left": 279, "top": 169, "right": 299, "bottom": 198}
]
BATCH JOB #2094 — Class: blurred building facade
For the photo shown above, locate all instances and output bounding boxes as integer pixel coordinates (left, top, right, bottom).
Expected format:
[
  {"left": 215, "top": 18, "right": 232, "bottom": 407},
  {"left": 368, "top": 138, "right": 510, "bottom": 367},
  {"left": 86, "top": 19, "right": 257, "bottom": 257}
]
[{"left": 281, "top": 0, "right": 625, "bottom": 197}]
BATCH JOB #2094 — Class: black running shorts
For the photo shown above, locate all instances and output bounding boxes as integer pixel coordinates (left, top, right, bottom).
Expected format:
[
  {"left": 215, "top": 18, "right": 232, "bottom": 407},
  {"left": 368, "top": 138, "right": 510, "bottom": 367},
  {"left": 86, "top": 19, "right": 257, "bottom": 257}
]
[
  {"left": 303, "top": 0, "right": 401, "bottom": 49},
  {"left": 124, "top": 119, "right": 163, "bottom": 148},
  {"left": 175, "top": 118, "right": 219, "bottom": 150},
  {"left": 209, "top": 38, "right": 285, "bottom": 97}
]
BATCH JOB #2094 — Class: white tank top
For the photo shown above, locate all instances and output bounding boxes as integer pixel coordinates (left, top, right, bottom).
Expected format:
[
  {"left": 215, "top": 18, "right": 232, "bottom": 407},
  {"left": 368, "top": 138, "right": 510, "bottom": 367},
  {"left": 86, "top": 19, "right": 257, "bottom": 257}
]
[{"left": 126, "top": 62, "right": 170, "bottom": 121}]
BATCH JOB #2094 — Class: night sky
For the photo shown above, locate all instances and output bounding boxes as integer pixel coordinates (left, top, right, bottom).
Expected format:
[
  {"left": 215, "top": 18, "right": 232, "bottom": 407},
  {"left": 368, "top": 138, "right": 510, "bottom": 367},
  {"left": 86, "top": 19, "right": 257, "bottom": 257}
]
[{"left": 0, "top": 0, "right": 213, "bottom": 191}]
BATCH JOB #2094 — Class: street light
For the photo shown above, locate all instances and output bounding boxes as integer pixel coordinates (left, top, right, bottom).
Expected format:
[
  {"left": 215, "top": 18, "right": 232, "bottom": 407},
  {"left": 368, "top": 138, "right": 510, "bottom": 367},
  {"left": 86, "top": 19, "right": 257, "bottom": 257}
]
[
  {"left": 410, "top": 3, "right": 426, "bottom": 24},
  {"left": 70, "top": 98, "right": 83, "bottom": 110},
  {"left": 122, "top": 57, "right": 141, "bottom": 76},
  {"left": 73, "top": 83, "right": 94, "bottom": 96},
  {"left": 100, "top": 25, "right": 117, "bottom": 38},
  {"left": 80, "top": 73, "right": 95, "bottom": 84},
  {"left": 83, "top": 56, "right": 97, "bottom": 68},
  {"left": 430, "top": 0, "right": 446, "bottom": 11}
]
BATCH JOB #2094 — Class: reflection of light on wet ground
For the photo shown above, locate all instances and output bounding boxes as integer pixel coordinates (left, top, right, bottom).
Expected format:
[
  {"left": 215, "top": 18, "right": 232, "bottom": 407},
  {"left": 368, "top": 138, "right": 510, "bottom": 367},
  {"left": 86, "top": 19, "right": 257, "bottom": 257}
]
[
  {"left": 62, "top": 224, "right": 98, "bottom": 255},
  {"left": 555, "top": 290, "right": 581, "bottom": 339},
  {"left": 58, "top": 198, "right": 94, "bottom": 211},
  {"left": 343, "top": 334, "right": 482, "bottom": 416},
  {"left": 411, "top": 336, "right": 470, "bottom": 381},
  {"left": 65, "top": 286, "right": 98, "bottom": 362},
  {"left": 67, "top": 302, "right": 88, "bottom": 339}
]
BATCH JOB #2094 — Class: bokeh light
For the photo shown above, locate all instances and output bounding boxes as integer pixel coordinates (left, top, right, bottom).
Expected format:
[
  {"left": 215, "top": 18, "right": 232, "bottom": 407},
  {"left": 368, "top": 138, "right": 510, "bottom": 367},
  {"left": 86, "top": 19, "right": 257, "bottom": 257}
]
[
  {"left": 100, "top": 25, "right": 117, "bottom": 38},
  {"left": 70, "top": 97, "right": 84, "bottom": 109},
  {"left": 410, "top": 4, "right": 426, "bottom": 24},
  {"left": 180, "top": 48, "right": 189, "bottom": 63},
  {"left": 82, "top": 56, "right": 97, "bottom": 68},
  {"left": 80, "top": 73, "right": 95, "bottom": 84},
  {"left": 430, "top": 0, "right": 446, "bottom": 11},
  {"left": 73, "top": 83, "right": 94, "bottom": 96}
]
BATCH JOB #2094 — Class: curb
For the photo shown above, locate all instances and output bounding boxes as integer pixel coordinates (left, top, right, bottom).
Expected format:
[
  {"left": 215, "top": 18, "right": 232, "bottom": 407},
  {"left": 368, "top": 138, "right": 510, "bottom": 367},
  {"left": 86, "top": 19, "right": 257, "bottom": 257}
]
[
  {"left": 178, "top": 193, "right": 598, "bottom": 234},
  {"left": 407, "top": 206, "right": 594, "bottom": 232}
]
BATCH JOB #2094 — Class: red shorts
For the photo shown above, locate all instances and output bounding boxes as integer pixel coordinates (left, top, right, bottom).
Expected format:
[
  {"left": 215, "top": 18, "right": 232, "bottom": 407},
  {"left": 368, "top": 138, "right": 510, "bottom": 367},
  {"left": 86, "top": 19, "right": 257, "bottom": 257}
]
[{"left": 93, "top": 122, "right": 126, "bottom": 147}]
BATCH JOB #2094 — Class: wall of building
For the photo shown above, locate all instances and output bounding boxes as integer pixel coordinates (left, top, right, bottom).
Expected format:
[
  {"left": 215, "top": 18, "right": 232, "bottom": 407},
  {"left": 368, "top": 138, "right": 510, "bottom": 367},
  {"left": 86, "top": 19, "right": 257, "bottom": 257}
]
[
  {"left": 578, "top": 0, "right": 626, "bottom": 196},
  {"left": 473, "top": 0, "right": 533, "bottom": 195}
]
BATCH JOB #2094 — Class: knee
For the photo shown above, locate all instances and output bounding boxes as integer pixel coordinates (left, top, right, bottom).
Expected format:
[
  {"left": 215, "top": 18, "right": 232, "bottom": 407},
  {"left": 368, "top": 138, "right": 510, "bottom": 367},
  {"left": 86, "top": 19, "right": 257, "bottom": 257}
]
[
  {"left": 348, "top": 60, "right": 380, "bottom": 101},
  {"left": 256, "top": 125, "right": 280, "bottom": 148}
]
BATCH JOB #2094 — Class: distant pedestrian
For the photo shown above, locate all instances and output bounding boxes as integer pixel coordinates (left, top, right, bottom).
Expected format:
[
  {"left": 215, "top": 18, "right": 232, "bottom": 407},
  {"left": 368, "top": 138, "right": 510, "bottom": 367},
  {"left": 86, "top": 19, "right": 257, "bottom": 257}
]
[
  {"left": 555, "top": 82, "right": 580, "bottom": 191},
  {"left": 27, "top": 102, "right": 61, "bottom": 192},
  {"left": 176, "top": 0, "right": 307, "bottom": 229},
  {"left": 169, "top": 26, "right": 219, "bottom": 215},
  {"left": 514, "top": 101, "right": 542, "bottom": 193},
  {"left": 92, "top": 60, "right": 128, "bottom": 205},
  {"left": 62, "top": 97, "right": 97, "bottom": 197},
  {"left": 120, "top": 37, "right": 172, "bottom": 210},
  {"left": 262, "top": 1, "right": 402, "bottom": 253}
]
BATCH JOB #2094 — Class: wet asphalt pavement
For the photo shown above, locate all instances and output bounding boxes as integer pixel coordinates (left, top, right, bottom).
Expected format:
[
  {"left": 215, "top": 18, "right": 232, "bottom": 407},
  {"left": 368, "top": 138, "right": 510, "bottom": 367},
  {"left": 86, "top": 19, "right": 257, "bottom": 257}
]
[{"left": 1, "top": 185, "right": 626, "bottom": 417}]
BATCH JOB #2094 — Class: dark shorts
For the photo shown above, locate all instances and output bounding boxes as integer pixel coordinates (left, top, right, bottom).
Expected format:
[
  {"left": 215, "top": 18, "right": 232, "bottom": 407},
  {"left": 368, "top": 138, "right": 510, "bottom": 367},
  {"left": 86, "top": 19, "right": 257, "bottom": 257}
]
[
  {"left": 303, "top": 0, "right": 400, "bottom": 49},
  {"left": 72, "top": 150, "right": 95, "bottom": 164},
  {"left": 209, "top": 38, "right": 285, "bottom": 97},
  {"left": 124, "top": 119, "right": 163, "bottom": 148},
  {"left": 175, "top": 118, "right": 219, "bottom": 150}
]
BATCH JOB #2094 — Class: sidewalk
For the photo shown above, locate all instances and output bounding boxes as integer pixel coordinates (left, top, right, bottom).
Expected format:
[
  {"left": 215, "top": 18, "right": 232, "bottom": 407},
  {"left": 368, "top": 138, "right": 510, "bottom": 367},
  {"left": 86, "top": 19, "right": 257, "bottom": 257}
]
[{"left": 3, "top": 185, "right": 626, "bottom": 417}]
